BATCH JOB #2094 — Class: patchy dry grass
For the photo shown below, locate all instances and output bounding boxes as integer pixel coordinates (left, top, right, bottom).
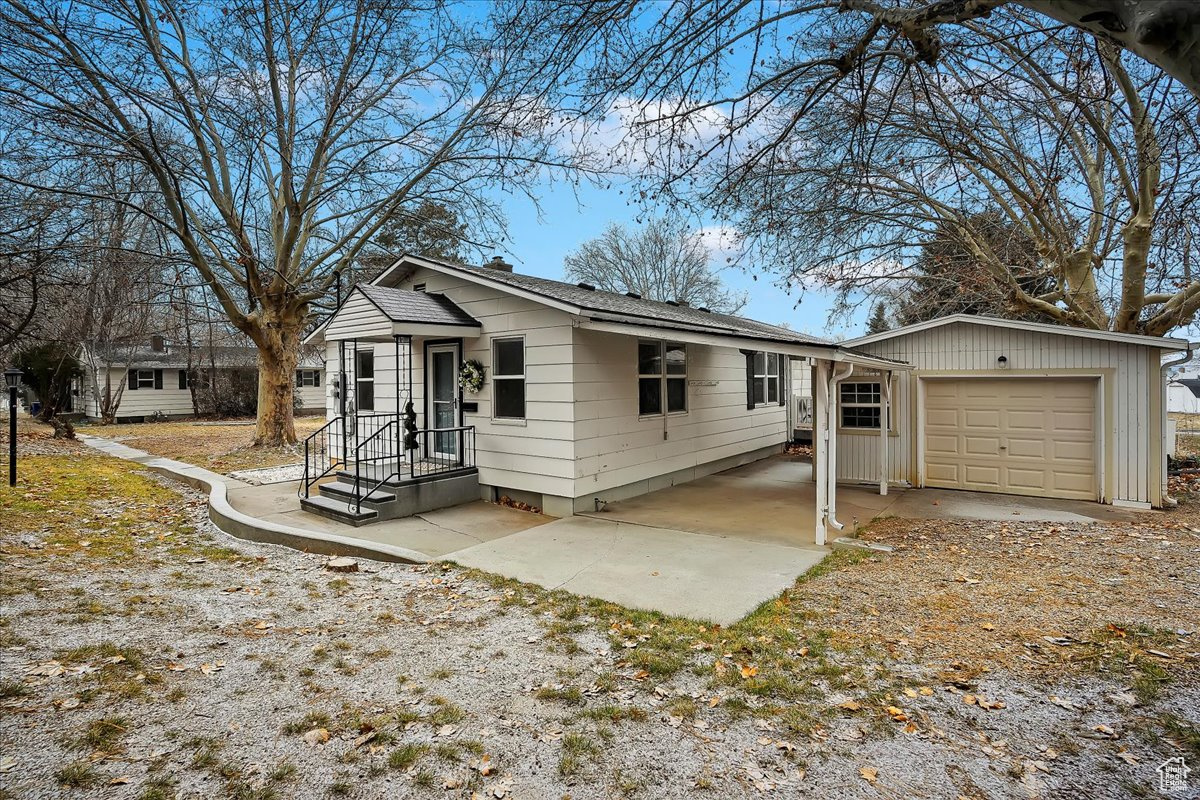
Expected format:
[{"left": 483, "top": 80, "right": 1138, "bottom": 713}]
[
  {"left": 0, "top": 454, "right": 241, "bottom": 567},
  {"left": 75, "top": 416, "right": 325, "bottom": 472}
]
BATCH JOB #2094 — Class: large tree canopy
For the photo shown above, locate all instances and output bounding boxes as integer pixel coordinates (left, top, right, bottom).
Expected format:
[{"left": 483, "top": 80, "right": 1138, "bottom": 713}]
[
  {"left": 563, "top": 3, "right": 1200, "bottom": 334},
  {"left": 0, "top": 0, "right": 594, "bottom": 444}
]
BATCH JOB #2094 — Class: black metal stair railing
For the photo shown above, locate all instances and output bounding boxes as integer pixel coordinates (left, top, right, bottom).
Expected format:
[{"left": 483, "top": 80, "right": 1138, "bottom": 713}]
[
  {"left": 299, "top": 416, "right": 345, "bottom": 499},
  {"left": 352, "top": 420, "right": 401, "bottom": 512}
]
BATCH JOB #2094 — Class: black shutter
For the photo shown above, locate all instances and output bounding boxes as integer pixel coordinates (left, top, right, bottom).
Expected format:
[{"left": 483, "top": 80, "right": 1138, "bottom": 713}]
[
  {"left": 127, "top": 369, "right": 138, "bottom": 390},
  {"left": 153, "top": 369, "right": 163, "bottom": 389},
  {"left": 741, "top": 349, "right": 755, "bottom": 409},
  {"left": 296, "top": 370, "right": 302, "bottom": 385},
  {"left": 178, "top": 369, "right": 188, "bottom": 389},
  {"left": 778, "top": 355, "right": 786, "bottom": 406}
]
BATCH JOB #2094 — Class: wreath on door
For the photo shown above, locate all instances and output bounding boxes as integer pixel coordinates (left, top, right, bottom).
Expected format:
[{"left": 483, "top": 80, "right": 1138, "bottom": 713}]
[{"left": 458, "top": 359, "right": 485, "bottom": 394}]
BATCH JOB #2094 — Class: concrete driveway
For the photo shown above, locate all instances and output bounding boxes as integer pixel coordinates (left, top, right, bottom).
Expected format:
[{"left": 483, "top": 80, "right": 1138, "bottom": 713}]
[{"left": 444, "top": 516, "right": 827, "bottom": 625}]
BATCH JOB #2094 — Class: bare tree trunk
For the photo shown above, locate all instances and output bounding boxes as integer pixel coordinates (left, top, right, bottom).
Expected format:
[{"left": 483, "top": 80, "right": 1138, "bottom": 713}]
[{"left": 247, "top": 307, "right": 304, "bottom": 447}]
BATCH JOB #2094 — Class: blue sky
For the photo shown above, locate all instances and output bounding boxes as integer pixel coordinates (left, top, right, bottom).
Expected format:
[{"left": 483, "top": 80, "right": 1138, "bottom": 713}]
[{"left": 491, "top": 175, "right": 869, "bottom": 341}]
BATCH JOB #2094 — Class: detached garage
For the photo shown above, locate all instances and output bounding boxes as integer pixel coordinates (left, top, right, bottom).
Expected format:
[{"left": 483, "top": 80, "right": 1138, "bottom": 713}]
[{"left": 834, "top": 315, "right": 1193, "bottom": 508}]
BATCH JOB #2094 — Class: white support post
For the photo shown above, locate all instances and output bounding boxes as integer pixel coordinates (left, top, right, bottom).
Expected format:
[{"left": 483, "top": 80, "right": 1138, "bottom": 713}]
[
  {"left": 813, "top": 359, "right": 830, "bottom": 546},
  {"left": 879, "top": 371, "right": 891, "bottom": 496}
]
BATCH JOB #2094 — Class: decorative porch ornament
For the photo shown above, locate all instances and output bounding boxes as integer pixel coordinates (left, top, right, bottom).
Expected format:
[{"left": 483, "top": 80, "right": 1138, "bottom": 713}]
[
  {"left": 402, "top": 400, "right": 418, "bottom": 451},
  {"left": 458, "top": 359, "right": 485, "bottom": 394}
]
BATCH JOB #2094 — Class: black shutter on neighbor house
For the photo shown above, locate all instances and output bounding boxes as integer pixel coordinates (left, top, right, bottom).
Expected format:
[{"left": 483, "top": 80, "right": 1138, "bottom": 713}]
[
  {"left": 295, "top": 370, "right": 302, "bottom": 385},
  {"left": 741, "top": 349, "right": 755, "bottom": 409},
  {"left": 127, "top": 369, "right": 138, "bottom": 390},
  {"left": 153, "top": 369, "right": 163, "bottom": 389},
  {"left": 178, "top": 369, "right": 188, "bottom": 389}
]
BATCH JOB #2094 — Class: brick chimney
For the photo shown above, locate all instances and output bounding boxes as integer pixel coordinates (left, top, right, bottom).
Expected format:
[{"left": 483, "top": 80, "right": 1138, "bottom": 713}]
[{"left": 484, "top": 255, "right": 513, "bottom": 273}]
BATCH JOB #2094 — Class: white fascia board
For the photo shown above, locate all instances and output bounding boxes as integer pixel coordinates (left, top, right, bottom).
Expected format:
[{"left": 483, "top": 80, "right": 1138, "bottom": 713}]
[{"left": 390, "top": 322, "right": 481, "bottom": 339}]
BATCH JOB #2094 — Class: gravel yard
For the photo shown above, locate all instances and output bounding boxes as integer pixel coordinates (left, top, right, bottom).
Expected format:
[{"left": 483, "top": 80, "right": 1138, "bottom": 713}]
[{"left": 1, "top": 426, "right": 1197, "bottom": 799}]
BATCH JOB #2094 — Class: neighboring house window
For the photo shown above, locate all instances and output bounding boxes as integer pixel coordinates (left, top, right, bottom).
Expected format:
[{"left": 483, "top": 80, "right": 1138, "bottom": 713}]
[
  {"left": 638, "top": 340, "right": 687, "bottom": 416},
  {"left": 295, "top": 370, "right": 320, "bottom": 387},
  {"left": 127, "top": 369, "right": 161, "bottom": 390},
  {"left": 355, "top": 351, "right": 375, "bottom": 411},
  {"left": 493, "top": 337, "right": 526, "bottom": 419},
  {"left": 839, "top": 382, "right": 887, "bottom": 430},
  {"left": 178, "top": 369, "right": 189, "bottom": 390},
  {"left": 745, "top": 351, "right": 782, "bottom": 408}
]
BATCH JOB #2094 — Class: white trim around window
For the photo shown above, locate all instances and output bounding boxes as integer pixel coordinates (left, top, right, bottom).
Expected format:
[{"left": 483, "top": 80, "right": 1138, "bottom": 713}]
[
  {"left": 838, "top": 378, "right": 897, "bottom": 433},
  {"left": 638, "top": 340, "right": 687, "bottom": 417},
  {"left": 492, "top": 336, "right": 526, "bottom": 420}
]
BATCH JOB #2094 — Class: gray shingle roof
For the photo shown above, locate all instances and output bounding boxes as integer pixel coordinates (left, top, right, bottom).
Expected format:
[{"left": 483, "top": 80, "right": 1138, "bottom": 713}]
[
  {"left": 411, "top": 259, "right": 831, "bottom": 348},
  {"left": 357, "top": 283, "right": 480, "bottom": 327},
  {"left": 88, "top": 344, "right": 322, "bottom": 369}
]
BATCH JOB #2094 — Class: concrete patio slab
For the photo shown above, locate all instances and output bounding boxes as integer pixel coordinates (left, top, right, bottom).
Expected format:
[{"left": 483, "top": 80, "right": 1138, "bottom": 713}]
[
  {"left": 444, "top": 515, "right": 828, "bottom": 625},
  {"left": 585, "top": 456, "right": 901, "bottom": 546}
]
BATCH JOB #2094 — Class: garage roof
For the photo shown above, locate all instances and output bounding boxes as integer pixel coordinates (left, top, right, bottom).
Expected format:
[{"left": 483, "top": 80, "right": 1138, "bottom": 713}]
[{"left": 844, "top": 314, "right": 1190, "bottom": 351}]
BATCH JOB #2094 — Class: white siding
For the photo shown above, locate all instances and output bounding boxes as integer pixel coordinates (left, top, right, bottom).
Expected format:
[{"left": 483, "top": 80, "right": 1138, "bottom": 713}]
[
  {"left": 382, "top": 268, "right": 579, "bottom": 499},
  {"left": 837, "top": 321, "right": 1162, "bottom": 505},
  {"left": 324, "top": 291, "right": 393, "bottom": 340},
  {"left": 571, "top": 329, "right": 788, "bottom": 500},
  {"left": 83, "top": 367, "right": 196, "bottom": 418},
  {"left": 321, "top": 266, "right": 790, "bottom": 507}
]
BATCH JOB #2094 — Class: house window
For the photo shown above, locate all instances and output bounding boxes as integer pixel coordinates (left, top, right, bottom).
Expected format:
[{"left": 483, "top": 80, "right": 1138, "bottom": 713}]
[
  {"left": 296, "top": 369, "right": 320, "bottom": 387},
  {"left": 355, "top": 350, "right": 375, "bottom": 411},
  {"left": 639, "top": 340, "right": 687, "bottom": 416},
  {"left": 839, "top": 382, "right": 885, "bottom": 429},
  {"left": 493, "top": 337, "right": 525, "bottom": 419},
  {"left": 128, "top": 369, "right": 160, "bottom": 390},
  {"left": 747, "top": 352, "right": 781, "bottom": 408}
]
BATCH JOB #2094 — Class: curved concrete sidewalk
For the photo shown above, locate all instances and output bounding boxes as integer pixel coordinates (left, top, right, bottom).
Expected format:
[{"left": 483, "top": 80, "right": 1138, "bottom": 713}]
[{"left": 78, "top": 434, "right": 431, "bottom": 564}]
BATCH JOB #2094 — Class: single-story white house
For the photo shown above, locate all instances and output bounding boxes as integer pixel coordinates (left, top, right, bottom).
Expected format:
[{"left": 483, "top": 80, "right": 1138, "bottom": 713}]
[
  {"left": 301, "top": 254, "right": 900, "bottom": 534},
  {"left": 79, "top": 338, "right": 325, "bottom": 422},
  {"left": 299, "top": 255, "right": 1192, "bottom": 535}
]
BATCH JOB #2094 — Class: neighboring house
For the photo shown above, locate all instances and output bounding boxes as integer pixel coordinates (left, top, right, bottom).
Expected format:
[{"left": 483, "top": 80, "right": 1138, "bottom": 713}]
[
  {"left": 303, "top": 254, "right": 895, "bottom": 526},
  {"left": 79, "top": 337, "right": 325, "bottom": 422},
  {"left": 835, "top": 315, "right": 1191, "bottom": 509},
  {"left": 1167, "top": 366, "right": 1200, "bottom": 414}
]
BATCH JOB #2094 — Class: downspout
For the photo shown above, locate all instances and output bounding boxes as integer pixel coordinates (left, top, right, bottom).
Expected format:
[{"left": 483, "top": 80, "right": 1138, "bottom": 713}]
[
  {"left": 1161, "top": 343, "right": 1194, "bottom": 507},
  {"left": 825, "top": 362, "right": 855, "bottom": 532}
]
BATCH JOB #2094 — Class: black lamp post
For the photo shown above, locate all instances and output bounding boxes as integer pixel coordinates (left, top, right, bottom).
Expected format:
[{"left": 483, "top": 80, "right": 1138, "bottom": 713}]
[{"left": 5, "top": 368, "right": 21, "bottom": 487}]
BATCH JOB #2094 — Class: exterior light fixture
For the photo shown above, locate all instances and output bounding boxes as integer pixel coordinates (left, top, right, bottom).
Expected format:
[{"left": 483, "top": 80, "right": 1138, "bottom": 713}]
[
  {"left": 997, "top": 355, "right": 1008, "bottom": 367},
  {"left": 5, "top": 367, "right": 22, "bottom": 487}
]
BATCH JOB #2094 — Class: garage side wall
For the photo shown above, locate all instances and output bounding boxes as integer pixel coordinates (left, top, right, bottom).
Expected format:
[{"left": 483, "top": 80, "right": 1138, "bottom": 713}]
[{"left": 840, "top": 321, "right": 1159, "bottom": 505}]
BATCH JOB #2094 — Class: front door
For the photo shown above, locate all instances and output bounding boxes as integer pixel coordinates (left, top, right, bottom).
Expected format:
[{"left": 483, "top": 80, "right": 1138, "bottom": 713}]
[{"left": 427, "top": 343, "right": 459, "bottom": 460}]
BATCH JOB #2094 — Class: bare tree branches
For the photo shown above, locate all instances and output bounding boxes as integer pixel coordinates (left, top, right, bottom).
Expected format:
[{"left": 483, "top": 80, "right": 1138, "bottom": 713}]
[
  {"left": 564, "top": 216, "right": 747, "bottom": 313},
  {"left": 0, "top": 0, "right": 603, "bottom": 443},
  {"left": 568, "top": 3, "right": 1199, "bottom": 334}
]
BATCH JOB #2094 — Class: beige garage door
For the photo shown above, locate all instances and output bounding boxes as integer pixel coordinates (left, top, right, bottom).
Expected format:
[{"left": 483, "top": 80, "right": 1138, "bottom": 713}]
[{"left": 923, "top": 378, "right": 1097, "bottom": 501}]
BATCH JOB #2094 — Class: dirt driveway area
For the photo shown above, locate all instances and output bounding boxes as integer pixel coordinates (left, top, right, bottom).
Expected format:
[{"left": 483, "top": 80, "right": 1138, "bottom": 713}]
[{"left": 1, "top": 425, "right": 1197, "bottom": 799}]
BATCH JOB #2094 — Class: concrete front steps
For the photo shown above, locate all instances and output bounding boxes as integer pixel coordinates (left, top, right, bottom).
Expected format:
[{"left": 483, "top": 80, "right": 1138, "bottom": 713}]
[{"left": 301, "top": 465, "right": 480, "bottom": 527}]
